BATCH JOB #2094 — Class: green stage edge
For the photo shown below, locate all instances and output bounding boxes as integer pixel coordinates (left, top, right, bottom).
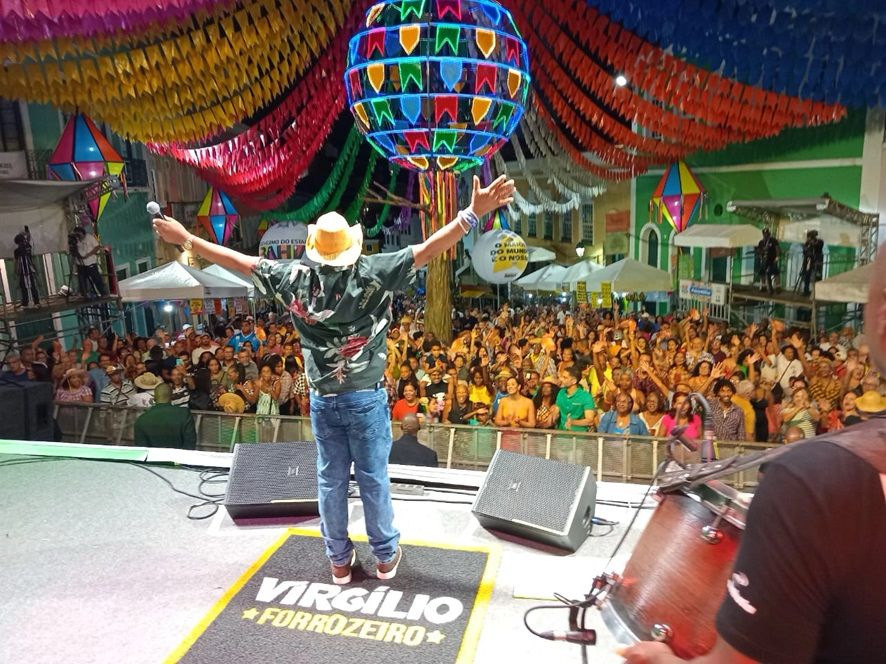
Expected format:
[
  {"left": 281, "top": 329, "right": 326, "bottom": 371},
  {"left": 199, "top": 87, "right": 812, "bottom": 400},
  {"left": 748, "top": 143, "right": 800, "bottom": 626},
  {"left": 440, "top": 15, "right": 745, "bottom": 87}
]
[{"left": 0, "top": 440, "right": 148, "bottom": 461}]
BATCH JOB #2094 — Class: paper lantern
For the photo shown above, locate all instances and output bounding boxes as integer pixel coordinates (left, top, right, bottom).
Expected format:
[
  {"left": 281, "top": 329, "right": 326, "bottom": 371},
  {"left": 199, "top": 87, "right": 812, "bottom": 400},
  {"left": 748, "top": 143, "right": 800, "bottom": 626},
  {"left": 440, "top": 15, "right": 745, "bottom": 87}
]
[
  {"left": 48, "top": 113, "right": 125, "bottom": 223},
  {"left": 650, "top": 161, "right": 705, "bottom": 234},
  {"left": 344, "top": 0, "right": 531, "bottom": 173},
  {"left": 471, "top": 229, "right": 528, "bottom": 283},
  {"left": 197, "top": 188, "right": 239, "bottom": 246}
]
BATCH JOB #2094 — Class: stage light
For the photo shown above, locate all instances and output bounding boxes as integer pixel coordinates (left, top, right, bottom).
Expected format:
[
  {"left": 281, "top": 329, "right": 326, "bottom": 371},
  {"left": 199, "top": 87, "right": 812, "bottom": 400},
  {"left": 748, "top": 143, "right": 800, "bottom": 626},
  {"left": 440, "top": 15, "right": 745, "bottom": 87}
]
[
  {"left": 615, "top": 74, "right": 628, "bottom": 87},
  {"left": 163, "top": 304, "right": 174, "bottom": 313}
]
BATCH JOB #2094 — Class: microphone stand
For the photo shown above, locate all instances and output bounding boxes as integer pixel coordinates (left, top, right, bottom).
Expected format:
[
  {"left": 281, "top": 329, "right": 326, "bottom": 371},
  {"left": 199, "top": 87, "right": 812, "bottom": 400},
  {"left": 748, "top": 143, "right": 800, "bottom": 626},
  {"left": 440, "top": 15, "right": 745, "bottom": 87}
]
[
  {"left": 689, "top": 392, "right": 717, "bottom": 463},
  {"left": 526, "top": 403, "right": 715, "bottom": 659}
]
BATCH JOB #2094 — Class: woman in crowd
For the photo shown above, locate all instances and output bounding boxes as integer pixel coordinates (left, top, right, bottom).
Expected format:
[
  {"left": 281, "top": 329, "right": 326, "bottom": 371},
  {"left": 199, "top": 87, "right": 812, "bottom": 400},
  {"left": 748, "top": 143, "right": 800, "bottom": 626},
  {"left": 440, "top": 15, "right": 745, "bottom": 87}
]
[
  {"left": 638, "top": 390, "right": 665, "bottom": 437},
  {"left": 254, "top": 363, "right": 281, "bottom": 416},
  {"left": 557, "top": 347, "right": 576, "bottom": 375},
  {"left": 533, "top": 378, "right": 560, "bottom": 429},
  {"left": 264, "top": 333, "right": 283, "bottom": 357},
  {"left": 598, "top": 393, "right": 649, "bottom": 435},
  {"left": 263, "top": 354, "right": 291, "bottom": 415},
  {"left": 660, "top": 392, "right": 702, "bottom": 440},
  {"left": 669, "top": 351, "right": 691, "bottom": 389},
  {"left": 207, "top": 358, "right": 225, "bottom": 392},
  {"left": 55, "top": 368, "right": 93, "bottom": 403},
  {"left": 781, "top": 386, "right": 817, "bottom": 439},
  {"left": 495, "top": 376, "right": 537, "bottom": 430},
  {"left": 688, "top": 360, "right": 713, "bottom": 393},
  {"left": 285, "top": 356, "right": 309, "bottom": 416},
  {"left": 468, "top": 367, "right": 494, "bottom": 406},
  {"left": 196, "top": 350, "right": 214, "bottom": 369},
  {"left": 392, "top": 383, "right": 423, "bottom": 421},
  {"left": 603, "top": 369, "right": 645, "bottom": 413},
  {"left": 835, "top": 390, "right": 861, "bottom": 428}
]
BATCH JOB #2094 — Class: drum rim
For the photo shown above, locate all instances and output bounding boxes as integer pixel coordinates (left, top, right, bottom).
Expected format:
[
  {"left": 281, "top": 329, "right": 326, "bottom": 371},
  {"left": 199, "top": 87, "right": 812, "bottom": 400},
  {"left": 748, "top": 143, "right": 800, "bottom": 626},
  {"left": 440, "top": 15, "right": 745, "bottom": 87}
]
[
  {"left": 600, "top": 595, "right": 640, "bottom": 646},
  {"left": 684, "top": 480, "right": 749, "bottom": 529}
]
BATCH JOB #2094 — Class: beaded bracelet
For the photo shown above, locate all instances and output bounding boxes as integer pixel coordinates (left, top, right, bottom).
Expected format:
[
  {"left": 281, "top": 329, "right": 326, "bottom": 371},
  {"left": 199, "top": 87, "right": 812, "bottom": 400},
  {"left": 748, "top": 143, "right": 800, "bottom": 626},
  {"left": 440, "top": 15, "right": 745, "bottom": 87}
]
[{"left": 456, "top": 209, "right": 480, "bottom": 235}]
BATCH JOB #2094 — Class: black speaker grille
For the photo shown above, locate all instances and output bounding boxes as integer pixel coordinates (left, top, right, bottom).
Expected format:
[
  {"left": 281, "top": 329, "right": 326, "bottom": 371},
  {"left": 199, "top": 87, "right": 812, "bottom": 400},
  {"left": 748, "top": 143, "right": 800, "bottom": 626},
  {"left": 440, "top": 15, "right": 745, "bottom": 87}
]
[
  {"left": 226, "top": 442, "right": 318, "bottom": 504},
  {"left": 473, "top": 451, "right": 587, "bottom": 533}
]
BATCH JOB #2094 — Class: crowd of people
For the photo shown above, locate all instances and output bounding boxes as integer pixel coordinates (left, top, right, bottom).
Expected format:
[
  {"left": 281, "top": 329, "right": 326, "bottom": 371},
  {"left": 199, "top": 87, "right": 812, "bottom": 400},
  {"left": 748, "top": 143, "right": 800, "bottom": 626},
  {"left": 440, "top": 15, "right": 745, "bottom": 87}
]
[
  {"left": 385, "top": 301, "right": 885, "bottom": 445},
  {"left": 1, "top": 301, "right": 883, "bottom": 446}
]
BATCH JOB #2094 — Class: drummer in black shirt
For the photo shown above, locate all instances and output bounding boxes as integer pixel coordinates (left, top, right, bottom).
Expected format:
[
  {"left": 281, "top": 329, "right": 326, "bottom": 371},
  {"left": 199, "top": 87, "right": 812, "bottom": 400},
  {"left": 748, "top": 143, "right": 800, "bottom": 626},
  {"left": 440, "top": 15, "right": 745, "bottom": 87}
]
[{"left": 622, "top": 247, "right": 886, "bottom": 663}]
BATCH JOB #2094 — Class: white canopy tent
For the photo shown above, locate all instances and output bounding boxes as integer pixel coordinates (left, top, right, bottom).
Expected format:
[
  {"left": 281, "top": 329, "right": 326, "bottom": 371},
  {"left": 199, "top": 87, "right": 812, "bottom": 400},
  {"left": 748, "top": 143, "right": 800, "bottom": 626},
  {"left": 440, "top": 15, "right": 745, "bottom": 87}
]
[
  {"left": 561, "top": 259, "right": 603, "bottom": 286},
  {"left": 117, "top": 261, "right": 249, "bottom": 302},
  {"left": 515, "top": 264, "right": 568, "bottom": 291},
  {"left": 526, "top": 245, "right": 557, "bottom": 263},
  {"left": 814, "top": 263, "right": 873, "bottom": 303},
  {"left": 584, "top": 258, "right": 673, "bottom": 292},
  {"left": 0, "top": 179, "right": 95, "bottom": 258},
  {"left": 202, "top": 264, "right": 255, "bottom": 298},
  {"left": 673, "top": 224, "right": 763, "bottom": 249}
]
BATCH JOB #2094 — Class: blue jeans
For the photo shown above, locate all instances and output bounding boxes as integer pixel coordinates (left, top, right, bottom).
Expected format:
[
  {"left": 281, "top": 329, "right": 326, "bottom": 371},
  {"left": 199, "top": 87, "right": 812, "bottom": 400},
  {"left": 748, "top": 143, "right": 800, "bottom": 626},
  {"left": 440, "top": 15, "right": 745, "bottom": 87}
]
[{"left": 309, "top": 387, "right": 399, "bottom": 566}]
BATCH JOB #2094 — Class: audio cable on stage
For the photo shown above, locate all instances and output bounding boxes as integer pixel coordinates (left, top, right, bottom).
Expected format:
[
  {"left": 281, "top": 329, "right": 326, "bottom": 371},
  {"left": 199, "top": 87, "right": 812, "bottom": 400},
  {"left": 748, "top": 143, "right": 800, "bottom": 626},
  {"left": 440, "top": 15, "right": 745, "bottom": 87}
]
[{"left": 0, "top": 454, "right": 229, "bottom": 520}]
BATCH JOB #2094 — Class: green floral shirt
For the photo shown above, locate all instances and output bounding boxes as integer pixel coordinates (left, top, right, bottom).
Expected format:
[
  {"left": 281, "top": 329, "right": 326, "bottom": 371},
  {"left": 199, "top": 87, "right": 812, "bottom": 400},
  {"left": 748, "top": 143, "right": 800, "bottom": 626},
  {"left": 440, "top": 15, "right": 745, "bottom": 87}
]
[{"left": 252, "top": 248, "right": 415, "bottom": 395}]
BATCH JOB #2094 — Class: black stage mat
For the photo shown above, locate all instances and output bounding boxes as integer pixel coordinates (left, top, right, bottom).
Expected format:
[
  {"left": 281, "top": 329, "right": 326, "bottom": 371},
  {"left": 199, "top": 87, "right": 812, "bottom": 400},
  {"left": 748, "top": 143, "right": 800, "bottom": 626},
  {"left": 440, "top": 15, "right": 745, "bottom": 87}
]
[{"left": 168, "top": 528, "right": 499, "bottom": 664}]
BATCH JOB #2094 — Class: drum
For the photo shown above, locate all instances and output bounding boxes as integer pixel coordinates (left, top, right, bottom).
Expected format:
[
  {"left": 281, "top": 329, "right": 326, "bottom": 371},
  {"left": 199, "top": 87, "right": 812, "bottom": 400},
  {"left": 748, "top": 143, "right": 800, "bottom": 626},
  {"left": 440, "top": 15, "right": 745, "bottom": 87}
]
[{"left": 600, "top": 481, "right": 749, "bottom": 658}]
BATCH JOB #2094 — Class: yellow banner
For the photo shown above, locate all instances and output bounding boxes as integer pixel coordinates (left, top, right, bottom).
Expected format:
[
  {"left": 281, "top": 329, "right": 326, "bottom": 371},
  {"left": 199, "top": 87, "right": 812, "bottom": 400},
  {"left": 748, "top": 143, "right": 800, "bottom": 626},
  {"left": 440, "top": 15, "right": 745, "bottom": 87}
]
[
  {"left": 190, "top": 299, "right": 204, "bottom": 314},
  {"left": 601, "top": 282, "right": 612, "bottom": 309},
  {"left": 575, "top": 282, "right": 587, "bottom": 304}
]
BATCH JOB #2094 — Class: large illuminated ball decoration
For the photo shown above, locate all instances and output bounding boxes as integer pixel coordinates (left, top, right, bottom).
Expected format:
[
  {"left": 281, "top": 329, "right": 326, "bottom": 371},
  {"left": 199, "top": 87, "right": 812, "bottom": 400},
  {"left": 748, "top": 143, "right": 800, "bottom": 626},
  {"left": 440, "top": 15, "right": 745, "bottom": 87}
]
[
  {"left": 471, "top": 229, "right": 528, "bottom": 283},
  {"left": 345, "top": 0, "right": 531, "bottom": 173}
]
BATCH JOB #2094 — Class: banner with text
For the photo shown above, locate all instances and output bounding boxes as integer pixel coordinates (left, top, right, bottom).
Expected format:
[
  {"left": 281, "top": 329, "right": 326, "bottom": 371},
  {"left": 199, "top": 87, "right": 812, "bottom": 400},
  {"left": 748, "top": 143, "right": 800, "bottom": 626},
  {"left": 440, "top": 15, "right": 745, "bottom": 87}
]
[
  {"left": 678, "top": 279, "right": 729, "bottom": 306},
  {"left": 601, "top": 282, "right": 612, "bottom": 309},
  {"left": 0, "top": 151, "right": 27, "bottom": 179}
]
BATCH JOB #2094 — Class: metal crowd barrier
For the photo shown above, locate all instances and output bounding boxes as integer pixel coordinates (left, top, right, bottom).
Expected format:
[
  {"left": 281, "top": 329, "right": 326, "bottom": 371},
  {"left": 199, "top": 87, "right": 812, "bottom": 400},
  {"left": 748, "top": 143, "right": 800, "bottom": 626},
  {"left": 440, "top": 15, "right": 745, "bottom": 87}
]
[{"left": 53, "top": 402, "right": 776, "bottom": 489}]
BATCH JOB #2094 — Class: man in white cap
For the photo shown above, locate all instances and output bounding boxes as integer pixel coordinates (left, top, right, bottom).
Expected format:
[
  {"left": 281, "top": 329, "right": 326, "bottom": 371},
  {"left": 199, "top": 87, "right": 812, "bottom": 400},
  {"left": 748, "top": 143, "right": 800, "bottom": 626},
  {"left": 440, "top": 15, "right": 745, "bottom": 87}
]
[
  {"left": 153, "top": 175, "right": 514, "bottom": 584},
  {"left": 621, "top": 246, "right": 886, "bottom": 664}
]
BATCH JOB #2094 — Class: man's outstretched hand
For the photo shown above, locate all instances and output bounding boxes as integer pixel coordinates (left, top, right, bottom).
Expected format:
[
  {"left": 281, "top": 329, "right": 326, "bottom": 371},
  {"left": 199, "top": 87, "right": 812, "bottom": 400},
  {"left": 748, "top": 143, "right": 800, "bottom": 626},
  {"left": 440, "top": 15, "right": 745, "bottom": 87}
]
[
  {"left": 469, "top": 175, "right": 516, "bottom": 218},
  {"left": 153, "top": 215, "right": 190, "bottom": 246}
]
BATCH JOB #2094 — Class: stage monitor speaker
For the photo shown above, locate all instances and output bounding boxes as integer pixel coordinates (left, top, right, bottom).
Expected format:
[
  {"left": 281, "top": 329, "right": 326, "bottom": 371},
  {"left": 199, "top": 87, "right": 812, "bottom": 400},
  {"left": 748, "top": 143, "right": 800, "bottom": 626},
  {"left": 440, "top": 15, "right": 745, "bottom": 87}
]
[
  {"left": 224, "top": 442, "right": 319, "bottom": 520},
  {"left": 0, "top": 381, "right": 54, "bottom": 441},
  {"left": 472, "top": 450, "right": 596, "bottom": 552}
]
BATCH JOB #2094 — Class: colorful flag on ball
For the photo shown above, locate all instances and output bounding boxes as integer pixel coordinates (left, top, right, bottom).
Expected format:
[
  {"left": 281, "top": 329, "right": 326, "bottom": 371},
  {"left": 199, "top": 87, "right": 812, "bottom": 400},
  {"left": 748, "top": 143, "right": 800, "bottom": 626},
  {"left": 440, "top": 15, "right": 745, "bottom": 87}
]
[
  {"left": 48, "top": 113, "right": 126, "bottom": 223},
  {"left": 256, "top": 218, "right": 271, "bottom": 240},
  {"left": 197, "top": 188, "right": 239, "bottom": 246},
  {"left": 650, "top": 161, "right": 704, "bottom": 234}
]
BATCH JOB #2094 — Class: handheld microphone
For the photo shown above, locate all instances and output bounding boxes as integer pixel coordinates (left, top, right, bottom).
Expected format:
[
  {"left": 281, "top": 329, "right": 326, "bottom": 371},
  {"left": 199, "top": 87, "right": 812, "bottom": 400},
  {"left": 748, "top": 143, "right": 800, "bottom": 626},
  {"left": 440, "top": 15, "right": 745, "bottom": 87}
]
[{"left": 147, "top": 201, "right": 165, "bottom": 219}]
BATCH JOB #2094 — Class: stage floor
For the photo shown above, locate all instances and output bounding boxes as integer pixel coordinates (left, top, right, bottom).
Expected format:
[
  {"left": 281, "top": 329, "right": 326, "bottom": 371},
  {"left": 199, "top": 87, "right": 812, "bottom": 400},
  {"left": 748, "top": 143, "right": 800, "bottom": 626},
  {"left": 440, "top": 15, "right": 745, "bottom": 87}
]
[{"left": 0, "top": 452, "right": 653, "bottom": 664}]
